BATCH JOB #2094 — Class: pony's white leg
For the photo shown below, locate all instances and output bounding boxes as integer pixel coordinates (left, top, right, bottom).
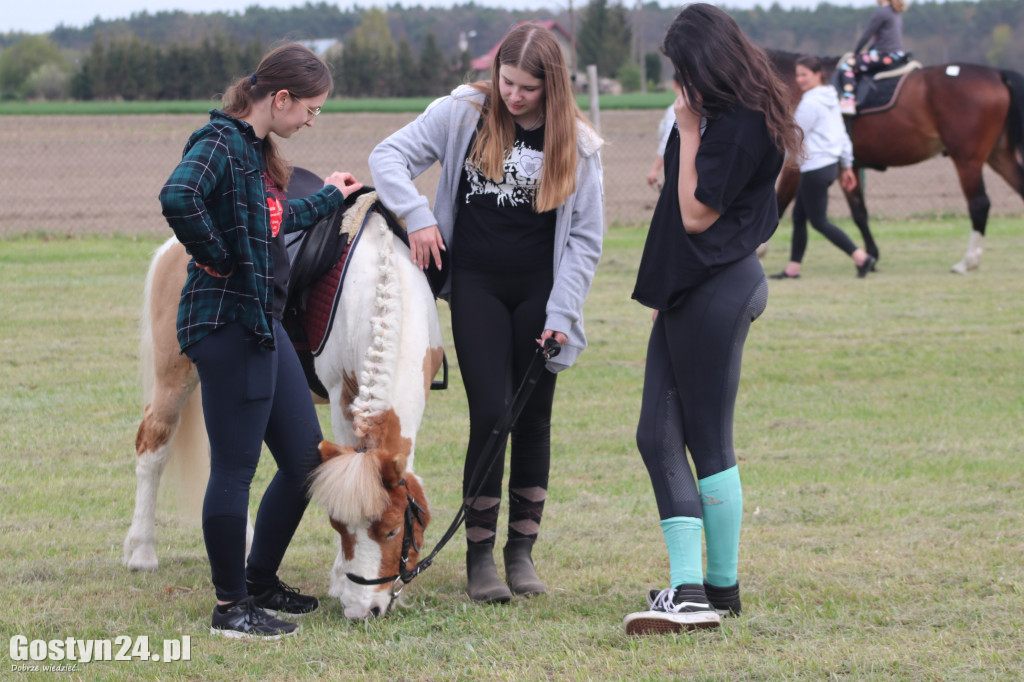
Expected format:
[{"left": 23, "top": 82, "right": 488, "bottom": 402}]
[
  {"left": 124, "top": 446, "right": 171, "bottom": 571},
  {"left": 951, "top": 230, "right": 984, "bottom": 274}
]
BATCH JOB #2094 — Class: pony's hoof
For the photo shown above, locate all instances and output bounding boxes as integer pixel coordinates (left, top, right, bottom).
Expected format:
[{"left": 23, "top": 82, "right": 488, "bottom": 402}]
[
  {"left": 124, "top": 538, "right": 158, "bottom": 571},
  {"left": 950, "top": 261, "right": 969, "bottom": 275},
  {"left": 755, "top": 242, "right": 769, "bottom": 259},
  {"left": 125, "top": 553, "right": 159, "bottom": 571}
]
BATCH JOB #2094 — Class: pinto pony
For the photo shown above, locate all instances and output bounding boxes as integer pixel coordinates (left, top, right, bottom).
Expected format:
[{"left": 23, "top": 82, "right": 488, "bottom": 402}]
[
  {"left": 123, "top": 190, "right": 443, "bottom": 620},
  {"left": 769, "top": 50, "right": 1024, "bottom": 273}
]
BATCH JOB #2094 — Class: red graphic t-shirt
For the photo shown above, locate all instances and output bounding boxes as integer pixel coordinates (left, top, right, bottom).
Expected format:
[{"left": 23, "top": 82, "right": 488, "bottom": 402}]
[{"left": 265, "top": 173, "right": 285, "bottom": 237}]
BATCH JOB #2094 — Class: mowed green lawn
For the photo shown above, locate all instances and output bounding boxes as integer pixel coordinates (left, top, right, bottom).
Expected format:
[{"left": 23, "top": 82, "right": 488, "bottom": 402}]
[{"left": 1, "top": 218, "right": 1022, "bottom": 680}]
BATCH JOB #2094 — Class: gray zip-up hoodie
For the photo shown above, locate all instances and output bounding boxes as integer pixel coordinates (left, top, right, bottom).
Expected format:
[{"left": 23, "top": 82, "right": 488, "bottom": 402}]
[{"left": 369, "top": 85, "right": 605, "bottom": 372}]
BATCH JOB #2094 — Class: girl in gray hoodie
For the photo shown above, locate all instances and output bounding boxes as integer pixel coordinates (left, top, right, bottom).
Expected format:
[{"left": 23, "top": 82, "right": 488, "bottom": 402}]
[{"left": 369, "top": 23, "right": 604, "bottom": 604}]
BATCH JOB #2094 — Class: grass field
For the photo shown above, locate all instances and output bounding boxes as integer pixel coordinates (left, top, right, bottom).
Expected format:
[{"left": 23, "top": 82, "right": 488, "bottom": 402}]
[{"left": 2, "top": 219, "right": 1023, "bottom": 680}]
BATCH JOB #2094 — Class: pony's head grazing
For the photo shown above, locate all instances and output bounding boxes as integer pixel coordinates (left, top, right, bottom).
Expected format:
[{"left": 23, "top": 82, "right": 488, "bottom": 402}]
[
  {"left": 308, "top": 198, "right": 441, "bottom": 619},
  {"left": 310, "top": 439, "right": 430, "bottom": 620}
]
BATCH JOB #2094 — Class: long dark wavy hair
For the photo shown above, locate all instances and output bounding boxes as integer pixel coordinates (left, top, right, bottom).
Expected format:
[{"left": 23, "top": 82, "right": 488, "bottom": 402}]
[
  {"left": 662, "top": 3, "right": 801, "bottom": 159},
  {"left": 221, "top": 43, "right": 333, "bottom": 189}
]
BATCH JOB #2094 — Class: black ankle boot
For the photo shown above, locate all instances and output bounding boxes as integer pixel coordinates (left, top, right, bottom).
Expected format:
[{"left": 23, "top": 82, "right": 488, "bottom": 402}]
[
  {"left": 503, "top": 538, "right": 546, "bottom": 596},
  {"left": 466, "top": 544, "right": 512, "bottom": 603}
]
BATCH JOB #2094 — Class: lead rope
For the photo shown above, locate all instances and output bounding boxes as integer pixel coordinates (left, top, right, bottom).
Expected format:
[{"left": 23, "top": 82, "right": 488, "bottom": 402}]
[{"left": 349, "top": 339, "right": 562, "bottom": 610}]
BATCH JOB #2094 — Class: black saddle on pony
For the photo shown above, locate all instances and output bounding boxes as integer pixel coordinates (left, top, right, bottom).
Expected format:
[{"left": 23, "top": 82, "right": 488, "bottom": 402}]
[{"left": 282, "top": 166, "right": 448, "bottom": 399}]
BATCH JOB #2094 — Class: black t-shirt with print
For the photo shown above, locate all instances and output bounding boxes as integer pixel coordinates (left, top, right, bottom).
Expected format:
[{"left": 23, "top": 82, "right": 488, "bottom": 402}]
[{"left": 453, "top": 123, "right": 556, "bottom": 273}]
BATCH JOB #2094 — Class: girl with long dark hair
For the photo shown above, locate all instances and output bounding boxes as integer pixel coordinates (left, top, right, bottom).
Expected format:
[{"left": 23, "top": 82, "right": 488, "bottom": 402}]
[{"left": 623, "top": 4, "right": 799, "bottom": 635}]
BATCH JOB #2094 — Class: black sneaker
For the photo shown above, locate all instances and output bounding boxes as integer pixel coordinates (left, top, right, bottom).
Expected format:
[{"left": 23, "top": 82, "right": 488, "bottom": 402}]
[
  {"left": 249, "top": 579, "right": 319, "bottom": 616},
  {"left": 623, "top": 584, "right": 720, "bottom": 635},
  {"left": 704, "top": 580, "right": 741, "bottom": 617},
  {"left": 210, "top": 596, "right": 298, "bottom": 640},
  {"left": 856, "top": 255, "right": 877, "bottom": 278}
]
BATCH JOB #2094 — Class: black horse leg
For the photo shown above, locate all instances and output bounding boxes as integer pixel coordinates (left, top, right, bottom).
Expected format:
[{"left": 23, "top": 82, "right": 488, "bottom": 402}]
[
  {"left": 844, "top": 167, "right": 878, "bottom": 263},
  {"left": 967, "top": 192, "right": 990, "bottom": 236},
  {"left": 950, "top": 165, "right": 990, "bottom": 273}
]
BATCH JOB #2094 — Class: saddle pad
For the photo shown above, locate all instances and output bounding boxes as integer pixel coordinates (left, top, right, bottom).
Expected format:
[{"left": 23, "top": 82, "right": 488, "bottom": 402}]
[
  {"left": 858, "top": 69, "right": 915, "bottom": 116},
  {"left": 299, "top": 241, "right": 351, "bottom": 355}
]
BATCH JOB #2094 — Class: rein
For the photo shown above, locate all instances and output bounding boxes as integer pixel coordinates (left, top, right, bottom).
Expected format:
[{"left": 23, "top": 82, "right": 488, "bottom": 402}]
[{"left": 345, "top": 339, "right": 562, "bottom": 611}]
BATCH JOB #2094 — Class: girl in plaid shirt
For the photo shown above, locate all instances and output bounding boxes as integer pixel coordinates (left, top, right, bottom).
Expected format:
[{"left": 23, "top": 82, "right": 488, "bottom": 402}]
[{"left": 160, "top": 44, "right": 362, "bottom": 639}]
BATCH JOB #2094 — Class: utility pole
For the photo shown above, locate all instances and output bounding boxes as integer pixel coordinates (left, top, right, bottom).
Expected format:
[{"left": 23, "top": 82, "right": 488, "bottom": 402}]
[
  {"left": 569, "top": 0, "right": 577, "bottom": 76},
  {"left": 636, "top": 0, "right": 646, "bottom": 93}
]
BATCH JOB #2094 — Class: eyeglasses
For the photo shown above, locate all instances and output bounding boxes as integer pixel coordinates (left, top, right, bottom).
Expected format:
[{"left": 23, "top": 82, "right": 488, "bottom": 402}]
[{"left": 290, "top": 93, "right": 321, "bottom": 120}]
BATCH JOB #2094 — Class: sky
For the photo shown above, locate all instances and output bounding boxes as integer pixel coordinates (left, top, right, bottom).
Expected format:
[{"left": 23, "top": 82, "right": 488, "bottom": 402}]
[{"left": 6, "top": 0, "right": 891, "bottom": 35}]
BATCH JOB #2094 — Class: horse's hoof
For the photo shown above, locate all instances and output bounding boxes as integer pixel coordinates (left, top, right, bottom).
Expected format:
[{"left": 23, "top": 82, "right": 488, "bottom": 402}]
[
  {"left": 124, "top": 542, "right": 159, "bottom": 571},
  {"left": 950, "top": 258, "right": 979, "bottom": 274},
  {"left": 755, "top": 242, "right": 769, "bottom": 259}
]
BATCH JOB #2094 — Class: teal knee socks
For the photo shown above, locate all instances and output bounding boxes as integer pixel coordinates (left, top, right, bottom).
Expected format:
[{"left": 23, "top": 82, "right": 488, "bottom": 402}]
[
  {"left": 660, "top": 516, "right": 704, "bottom": 588},
  {"left": 699, "top": 466, "right": 742, "bottom": 587}
]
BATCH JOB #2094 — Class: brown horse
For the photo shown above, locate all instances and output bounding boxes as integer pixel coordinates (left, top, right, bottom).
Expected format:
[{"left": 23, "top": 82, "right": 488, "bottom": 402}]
[{"left": 770, "top": 50, "right": 1024, "bottom": 273}]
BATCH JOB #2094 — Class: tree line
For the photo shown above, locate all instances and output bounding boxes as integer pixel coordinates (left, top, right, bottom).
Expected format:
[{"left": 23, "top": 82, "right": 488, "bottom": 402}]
[{"left": 1, "top": 0, "right": 1023, "bottom": 102}]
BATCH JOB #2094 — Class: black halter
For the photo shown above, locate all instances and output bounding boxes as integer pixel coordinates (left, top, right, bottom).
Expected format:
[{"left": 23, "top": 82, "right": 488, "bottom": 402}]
[
  {"left": 345, "top": 478, "right": 426, "bottom": 585},
  {"left": 344, "top": 340, "right": 561, "bottom": 612}
]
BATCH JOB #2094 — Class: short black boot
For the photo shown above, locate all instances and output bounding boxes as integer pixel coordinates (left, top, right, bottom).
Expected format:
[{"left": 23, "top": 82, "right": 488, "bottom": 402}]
[
  {"left": 466, "top": 544, "right": 512, "bottom": 603},
  {"left": 503, "top": 538, "right": 547, "bottom": 596}
]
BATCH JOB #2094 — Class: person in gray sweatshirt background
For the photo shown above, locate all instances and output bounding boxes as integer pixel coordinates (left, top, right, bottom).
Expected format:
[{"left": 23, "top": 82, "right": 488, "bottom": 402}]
[
  {"left": 369, "top": 23, "right": 604, "bottom": 604},
  {"left": 771, "top": 55, "right": 875, "bottom": 280},
  {"left": 838, "top": 0, "right": 907, "bottom": 115}
]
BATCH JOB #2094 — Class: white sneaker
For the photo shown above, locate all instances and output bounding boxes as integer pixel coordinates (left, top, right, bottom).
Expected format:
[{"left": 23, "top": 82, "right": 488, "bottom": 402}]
[
  {"left": 623, "top": 585, "right": 721, "bottom": 635},
  {"left": 840, "top": 98, "right": 857, "bottom": 116}
]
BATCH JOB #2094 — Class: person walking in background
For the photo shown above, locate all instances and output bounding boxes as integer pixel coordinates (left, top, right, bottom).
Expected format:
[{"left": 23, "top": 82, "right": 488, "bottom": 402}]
[
  {"left": 160, "top": 44, "right": 363, "bottom": 639},
  {"left": 646, "top": 80, "right": 684, "bottom": 188},
  {"left": 771, "top": 55, "right": 875, "bottom": 280},
  {"left": 369, "top": 24, "right": 604, "bottom": 604},
  {"left": 623, "top": 3, "right": 800, "bottom": 635},
  {"left": 838, "top": 0, "right": 907, "bottom": 115}
]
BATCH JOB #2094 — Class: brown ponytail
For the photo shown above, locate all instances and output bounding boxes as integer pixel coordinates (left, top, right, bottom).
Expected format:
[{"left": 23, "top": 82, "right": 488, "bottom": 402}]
[{"left": 222, "top": 44, "right": 333, "bottom": 190}]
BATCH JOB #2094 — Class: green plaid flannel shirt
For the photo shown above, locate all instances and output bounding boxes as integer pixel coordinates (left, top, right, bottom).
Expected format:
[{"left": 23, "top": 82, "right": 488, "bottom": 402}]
[{"left": 159, "top": 110, "right": 343, "bottom": 352}]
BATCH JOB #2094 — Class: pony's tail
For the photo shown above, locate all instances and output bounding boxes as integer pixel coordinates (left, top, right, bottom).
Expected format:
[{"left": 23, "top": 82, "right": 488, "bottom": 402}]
[
  {"left": 1001, "top": 69, "right": 1024, "bottom": 174},
  {"left": 348, "top": 203, "right": 403, "bottom": 439},
  {"left": 162, "top": 392, "right": 207, "bottom": 520}
]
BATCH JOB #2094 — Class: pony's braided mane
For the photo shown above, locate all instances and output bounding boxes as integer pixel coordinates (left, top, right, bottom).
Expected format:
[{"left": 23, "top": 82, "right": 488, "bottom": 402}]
[{"left": 341, "top": 192, "right": 402, "bottom": 440}]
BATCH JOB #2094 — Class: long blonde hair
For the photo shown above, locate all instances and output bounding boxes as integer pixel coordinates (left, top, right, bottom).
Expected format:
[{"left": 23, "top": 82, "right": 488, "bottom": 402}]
[{"left": 468, "top": 23, "right": 588, "bottom": 213}]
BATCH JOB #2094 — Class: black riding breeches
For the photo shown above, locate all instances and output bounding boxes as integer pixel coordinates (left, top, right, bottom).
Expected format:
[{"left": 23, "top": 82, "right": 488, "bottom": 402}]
[
  {"left": 450, "top": 266, "right": 557, "bottom": 544},
  {"left": 636, "top": 252, "right": 768, "bottom": 520},
  {"left": 186, "top": 319, "right": 322, "bottom": 602},
  {"left": 791, "top": 163, "right": 857, "bottom": 263}
]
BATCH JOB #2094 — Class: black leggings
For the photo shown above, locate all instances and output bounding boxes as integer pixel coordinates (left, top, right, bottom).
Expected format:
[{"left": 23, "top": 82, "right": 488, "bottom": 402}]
[
  {"left": 790, "top": 163, "right": 857, "bottom": 263},
  {"left": 186, "top": 319, "right": 322, "bottom": 602},
  {"left": 636, "top": 253, "right": 767, "bottom": 520},
  {"left": 450, "top": 266, "right": 557, "bottom": 545}
]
